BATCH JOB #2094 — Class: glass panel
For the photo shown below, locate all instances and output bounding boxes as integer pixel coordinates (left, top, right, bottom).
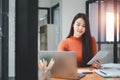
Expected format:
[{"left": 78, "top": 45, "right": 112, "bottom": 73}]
[
  {"left": 38, "top": 0, "right": 60, "bottom": 51},
  {"left": 89, "top": 2, "right": 98, "bottom": 42},
  {"left": 118, "top": 44, "right": 120, "bottom": 63},
  {"left": 38, "top": 9, "right": 47, "bottom": 26},
  {"left": 53, "top": 5, "right": 60, "bottom": 50},
  {"left": 0, "top": 0, "right": 10, "bottom": 79},
  {"left": 9, "top": 0, "right": 15, "bottom": 79},
  {"left": 89, "top": 1, "right": 120, "bottom": 43},
  {"left": 117, "top": 0, "right": 120, "bottom": 63},
  {"left": 0, "top": 0, "right": 2, "bottom": 79},
  {"left": 100, "top": 44, "right": 114, "bottom": 63},
  {"left": 38, "top": 9, "right": 48, "bottom": 51},
  {"left": 38, "top": 0, "right": 60, "bottom": 80},
  {"left": 90, "top": 0, "right": 120, "bottom": 43},
  {"left": 88, "top": 0, "right": 120, "bottom": 63},
  {"left": 0, "top": 15, "right": 2, "bottom": 80}
]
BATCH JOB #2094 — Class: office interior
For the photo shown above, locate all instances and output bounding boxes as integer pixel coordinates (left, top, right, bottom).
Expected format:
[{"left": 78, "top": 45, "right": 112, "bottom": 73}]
[{"left": 0, "top": 0, "right": 120, "bottom": 80}]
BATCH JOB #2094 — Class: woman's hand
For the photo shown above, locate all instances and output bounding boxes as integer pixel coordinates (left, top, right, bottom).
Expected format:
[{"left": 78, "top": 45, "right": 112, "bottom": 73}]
[{"left": 91, "top": 60, "right": 101, "bottom": 68}]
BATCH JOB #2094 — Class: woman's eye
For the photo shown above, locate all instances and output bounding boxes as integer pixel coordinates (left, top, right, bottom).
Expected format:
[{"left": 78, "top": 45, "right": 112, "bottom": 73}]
[{"left": 82, "top": 25, "right": 85, "bottom": 27}]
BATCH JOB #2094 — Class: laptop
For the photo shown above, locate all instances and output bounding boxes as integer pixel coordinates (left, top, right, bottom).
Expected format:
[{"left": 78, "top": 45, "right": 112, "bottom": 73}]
[{"left": 38, "top": 51, "right": 84, "bottom": 79}]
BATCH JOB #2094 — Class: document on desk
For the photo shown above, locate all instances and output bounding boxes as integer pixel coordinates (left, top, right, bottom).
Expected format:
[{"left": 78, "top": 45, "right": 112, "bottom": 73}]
[
  {"left": 77, "top": 69, "right": 93, "bottom": 74},
  {"left": 93, "top": 69, "right": 120, "bottom": 78},
  {"left": 87, "top": 50, "right": 109, "bottom": 65},
  {"left": 101, "top": 63, "right": 120, "bottom": 69}
]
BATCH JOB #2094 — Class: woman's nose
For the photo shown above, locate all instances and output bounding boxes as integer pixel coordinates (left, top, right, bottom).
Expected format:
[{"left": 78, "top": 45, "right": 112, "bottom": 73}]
[{"left": 78, "top": 26, "right": 82, "bottom": 30}]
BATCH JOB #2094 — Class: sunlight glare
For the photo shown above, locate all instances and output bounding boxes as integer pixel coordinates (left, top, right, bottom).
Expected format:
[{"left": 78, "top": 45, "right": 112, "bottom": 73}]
[{"left": 106, "top": 12, "right": 119, "bottom": 42}]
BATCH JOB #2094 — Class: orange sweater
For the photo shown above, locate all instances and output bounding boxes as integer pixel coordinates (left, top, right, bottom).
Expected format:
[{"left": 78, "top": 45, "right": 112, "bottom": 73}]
[{"left": 57, "top": 36, "right": 97, "bottom": 64}]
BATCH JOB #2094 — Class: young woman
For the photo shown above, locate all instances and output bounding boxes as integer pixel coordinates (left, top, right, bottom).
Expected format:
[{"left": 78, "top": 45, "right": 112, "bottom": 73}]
[{"left": 57, "top": 13, "right": 101, "bottom": 68}]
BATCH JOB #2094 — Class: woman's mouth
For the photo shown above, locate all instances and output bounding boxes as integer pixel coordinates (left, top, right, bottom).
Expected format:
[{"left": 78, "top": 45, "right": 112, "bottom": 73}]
[{"left": 77, "top": 30, "right": 83, "bottom": 33}]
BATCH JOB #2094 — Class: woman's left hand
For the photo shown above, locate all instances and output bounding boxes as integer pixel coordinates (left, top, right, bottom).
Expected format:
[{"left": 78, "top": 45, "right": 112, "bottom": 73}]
[{"left": 92, "top": 60, "right": 101, "bottom": 69}]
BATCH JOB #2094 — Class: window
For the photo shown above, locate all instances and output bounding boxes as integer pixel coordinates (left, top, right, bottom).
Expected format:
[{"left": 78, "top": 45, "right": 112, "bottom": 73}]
[{"left": 86, "top": 0, "right": 120, "bottom": 63}]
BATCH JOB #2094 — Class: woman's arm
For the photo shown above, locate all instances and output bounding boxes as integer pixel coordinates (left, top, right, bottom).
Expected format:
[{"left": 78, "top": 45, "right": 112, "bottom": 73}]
[{"left": 91, "top": 37, "right": 101, "bottom": 68}]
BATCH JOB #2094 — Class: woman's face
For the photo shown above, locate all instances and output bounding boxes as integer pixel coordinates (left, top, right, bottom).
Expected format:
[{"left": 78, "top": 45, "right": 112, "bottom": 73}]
[{"left": 73, "top": 18, "right": 86, "bottom": 38}]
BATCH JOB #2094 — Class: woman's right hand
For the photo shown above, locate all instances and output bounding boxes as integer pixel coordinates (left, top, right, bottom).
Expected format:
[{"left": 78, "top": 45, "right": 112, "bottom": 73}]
[{"left": 91, "top": 60, "right": 101, "bottom": 69}]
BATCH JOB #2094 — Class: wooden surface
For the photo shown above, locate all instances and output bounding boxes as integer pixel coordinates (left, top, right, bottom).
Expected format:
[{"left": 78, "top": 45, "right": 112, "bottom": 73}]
[{"left": 51, "top": 68, "right": 120, "bottom": 80}]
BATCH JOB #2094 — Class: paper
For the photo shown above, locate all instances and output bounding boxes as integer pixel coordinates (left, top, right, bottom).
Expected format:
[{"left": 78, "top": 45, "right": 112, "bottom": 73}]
[
  {"left": 87, "top": 50, "right": 109, "bottom": 65},
  {"left": 101, "top": 63, "right": 120, "bottom": 69},
  {"left": 77, "top": 69, "right": 93, "bottom": 74},
  {"left": 93, "top": 69, "right": 120, "bottom": 78}
]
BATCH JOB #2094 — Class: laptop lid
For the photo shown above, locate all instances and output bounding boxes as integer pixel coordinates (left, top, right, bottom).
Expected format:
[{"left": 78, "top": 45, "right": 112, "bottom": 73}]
[{"left": 38, "top": 51, "right": 78, "bottom": 79}]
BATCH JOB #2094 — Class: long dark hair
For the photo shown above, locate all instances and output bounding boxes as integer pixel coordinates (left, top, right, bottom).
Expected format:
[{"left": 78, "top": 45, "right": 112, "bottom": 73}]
[{"left": 67, "top": 13, "right": 93, "bottom": 67}]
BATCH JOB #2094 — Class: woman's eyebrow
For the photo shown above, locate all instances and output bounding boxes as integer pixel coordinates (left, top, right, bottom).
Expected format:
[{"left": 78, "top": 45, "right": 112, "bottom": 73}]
[{"left": 76, "top": 22, "right": 80, "bottom": 24}]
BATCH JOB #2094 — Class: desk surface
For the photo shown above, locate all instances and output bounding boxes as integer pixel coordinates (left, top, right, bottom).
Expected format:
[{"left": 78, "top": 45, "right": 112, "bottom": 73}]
[{"left": 51, "top": 68, "right": 120, "bottom": 80}]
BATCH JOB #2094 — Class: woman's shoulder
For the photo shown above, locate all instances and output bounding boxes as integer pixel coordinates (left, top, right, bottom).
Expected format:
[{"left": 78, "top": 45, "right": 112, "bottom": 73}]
[
  {"left": 60, "top": 38, "right": 70, "bottom": 43},
  {"left": 91, "top": 36, "right": 96, "bottom": 39},
  {"left": 91, "top": 36, "right": 97, "bottom": 42},
  {"left": 59, "top": 37, "right": 73, "bottom": 45}
]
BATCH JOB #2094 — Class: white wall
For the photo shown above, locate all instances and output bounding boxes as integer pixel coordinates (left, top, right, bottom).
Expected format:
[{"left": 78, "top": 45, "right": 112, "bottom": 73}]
[
  {"left": 38, "top": 0, "right": 51, "bottom": 7},
  {"left": 51, "top": 0, "right": 60, "bottom": 6},
  {"left": 61, "top": 0, "right": 87, "bottom": 39},
  {"left": 38, "top": 0, "right": 87, "bottom": 39},
  {"left": 38, "top": 0, "right": 60, "bottom": 7}
]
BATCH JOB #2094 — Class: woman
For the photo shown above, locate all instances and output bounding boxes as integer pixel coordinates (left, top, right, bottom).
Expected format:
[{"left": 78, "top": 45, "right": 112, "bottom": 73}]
[{"left": 57, "top": 13, "right": 100, "bottom": 68}]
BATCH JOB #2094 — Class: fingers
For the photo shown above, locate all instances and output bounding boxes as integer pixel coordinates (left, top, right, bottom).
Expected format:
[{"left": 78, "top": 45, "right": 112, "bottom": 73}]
[{"left": 92, "top": 60, "right": 101, "bottom": 68}]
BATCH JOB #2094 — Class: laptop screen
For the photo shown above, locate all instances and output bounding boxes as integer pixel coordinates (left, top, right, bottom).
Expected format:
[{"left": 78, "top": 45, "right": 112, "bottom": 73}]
[{"left": 38, "top": 51, "right": 78, "bottom": 79}]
